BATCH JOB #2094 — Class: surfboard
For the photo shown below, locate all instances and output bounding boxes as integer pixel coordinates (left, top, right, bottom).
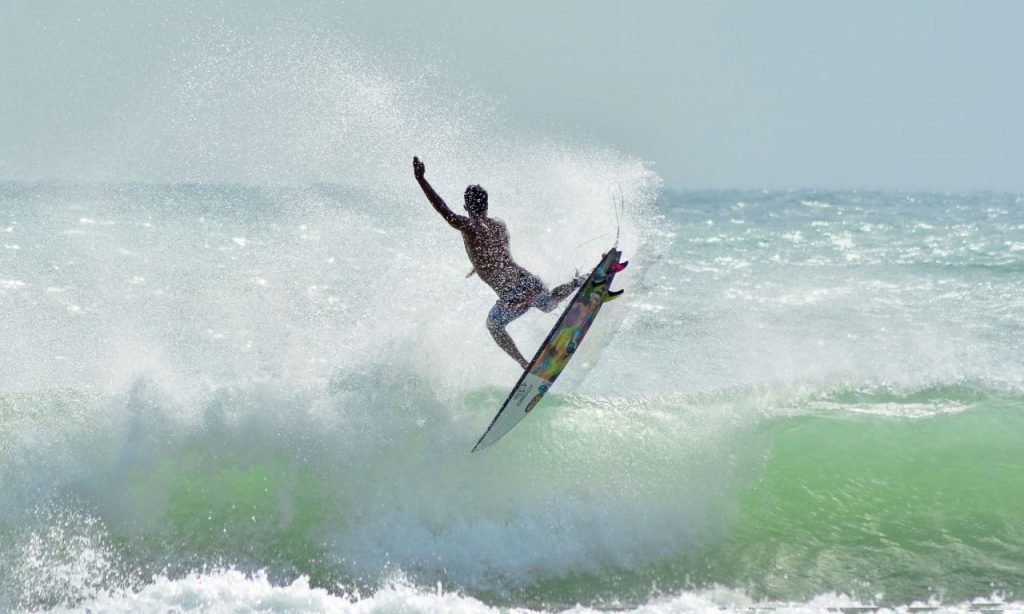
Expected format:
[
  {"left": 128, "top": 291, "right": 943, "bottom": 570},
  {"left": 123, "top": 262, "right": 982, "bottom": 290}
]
[{"left": 471, "top": 247, "right": 627, "bottom": 452}]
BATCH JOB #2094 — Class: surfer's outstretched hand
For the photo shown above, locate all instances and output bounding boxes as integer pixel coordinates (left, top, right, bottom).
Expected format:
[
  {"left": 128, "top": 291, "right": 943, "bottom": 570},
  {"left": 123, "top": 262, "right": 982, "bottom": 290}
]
[{"left": 413, "top": 156, "right": 425, "bottom": 180}]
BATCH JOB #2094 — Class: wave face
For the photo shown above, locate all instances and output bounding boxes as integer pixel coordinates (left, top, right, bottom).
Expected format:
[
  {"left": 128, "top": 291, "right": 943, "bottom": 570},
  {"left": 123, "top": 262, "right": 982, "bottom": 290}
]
[{"left": 2, "top": 22, "right": 1024, "bottom": 612}]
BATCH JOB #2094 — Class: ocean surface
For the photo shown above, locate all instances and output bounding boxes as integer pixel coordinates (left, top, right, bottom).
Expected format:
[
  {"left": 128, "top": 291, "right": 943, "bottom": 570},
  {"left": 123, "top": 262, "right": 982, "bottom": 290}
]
[{"left": 1, "top": 179, "right": 1022, "bottom": 613}]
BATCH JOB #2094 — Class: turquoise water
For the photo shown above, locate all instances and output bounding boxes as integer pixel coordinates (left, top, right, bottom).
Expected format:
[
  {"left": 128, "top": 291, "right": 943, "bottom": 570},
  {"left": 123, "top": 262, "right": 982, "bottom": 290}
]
[{"left": 1, "top": 180, "right": 1022, "bottom": 612}]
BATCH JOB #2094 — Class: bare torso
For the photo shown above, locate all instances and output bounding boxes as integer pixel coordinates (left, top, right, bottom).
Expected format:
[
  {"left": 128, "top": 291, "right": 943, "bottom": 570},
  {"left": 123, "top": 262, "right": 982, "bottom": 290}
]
[
  {"left": 411, "top": 157, "right": 536, "bottom": 300},
  {"left": 460, "top": 217, "right": 530, "bottom": 295}
]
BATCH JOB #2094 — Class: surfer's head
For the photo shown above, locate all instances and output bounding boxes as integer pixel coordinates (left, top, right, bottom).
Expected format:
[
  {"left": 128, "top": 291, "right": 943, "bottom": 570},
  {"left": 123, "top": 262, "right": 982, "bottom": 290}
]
[{"left": 464, "top": 185, "right": 488, "bottom": 217}]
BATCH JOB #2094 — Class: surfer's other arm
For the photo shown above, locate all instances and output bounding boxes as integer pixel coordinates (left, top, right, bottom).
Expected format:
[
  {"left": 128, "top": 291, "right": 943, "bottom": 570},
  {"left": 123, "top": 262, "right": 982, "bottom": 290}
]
[{"left": 413, "top": 156, "right": 467, "bottom": 230}]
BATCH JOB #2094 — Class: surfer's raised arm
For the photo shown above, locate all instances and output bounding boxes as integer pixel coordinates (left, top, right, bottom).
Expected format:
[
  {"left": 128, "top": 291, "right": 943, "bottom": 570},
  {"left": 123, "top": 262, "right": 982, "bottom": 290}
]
[{"left": 413, "top": 156, "right": 467, "bottom": 230}]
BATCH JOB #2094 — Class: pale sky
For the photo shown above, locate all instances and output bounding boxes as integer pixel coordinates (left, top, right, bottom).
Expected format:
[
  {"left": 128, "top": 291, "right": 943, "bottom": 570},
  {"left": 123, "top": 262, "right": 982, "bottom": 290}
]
[{"left": 2, "top": 0, "right": 1022, "bottom": 190}]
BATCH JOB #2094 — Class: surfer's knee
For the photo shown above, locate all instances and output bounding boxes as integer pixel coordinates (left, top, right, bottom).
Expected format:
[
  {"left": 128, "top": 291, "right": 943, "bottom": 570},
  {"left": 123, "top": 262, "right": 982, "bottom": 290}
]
[
  {"left": 487, "top": 300, "right": 527, "bottom": 330},
  {"left": 485, "top": 309, "right": 506, "bottom": 335},
  {"left": 535, "top": 291, "right": 558, "bottom": 313}
]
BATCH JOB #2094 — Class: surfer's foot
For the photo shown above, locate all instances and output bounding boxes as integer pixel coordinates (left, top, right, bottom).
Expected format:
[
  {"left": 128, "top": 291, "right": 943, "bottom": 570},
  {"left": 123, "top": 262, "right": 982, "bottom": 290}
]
[
  {"left": 518, "top": 358, "right": 530, "bottom": 370},
  {"left": 571, "top": 270, "right": 587, "bottom": 289}
]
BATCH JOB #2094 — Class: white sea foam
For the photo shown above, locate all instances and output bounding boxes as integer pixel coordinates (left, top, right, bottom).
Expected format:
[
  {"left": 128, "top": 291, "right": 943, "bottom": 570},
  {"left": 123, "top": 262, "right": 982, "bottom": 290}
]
[{"left": 52, "top": 570, "right": 1020, "bottom": 614}]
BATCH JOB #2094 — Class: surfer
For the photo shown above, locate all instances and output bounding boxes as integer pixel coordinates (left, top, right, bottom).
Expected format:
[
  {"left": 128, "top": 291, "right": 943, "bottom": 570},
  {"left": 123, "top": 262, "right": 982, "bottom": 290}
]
[{"left": 413, "top": 156, "right": 584, "bottom": 369}]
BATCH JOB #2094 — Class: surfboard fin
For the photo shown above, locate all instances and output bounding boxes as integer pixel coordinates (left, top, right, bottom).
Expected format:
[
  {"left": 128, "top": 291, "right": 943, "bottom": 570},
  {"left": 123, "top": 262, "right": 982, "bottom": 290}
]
[
  {"left": 609, "top": 260, "right": 629, "bottom": 273},
  {"left": 603, "top": 289, "right": 624, "bottom": 302}
]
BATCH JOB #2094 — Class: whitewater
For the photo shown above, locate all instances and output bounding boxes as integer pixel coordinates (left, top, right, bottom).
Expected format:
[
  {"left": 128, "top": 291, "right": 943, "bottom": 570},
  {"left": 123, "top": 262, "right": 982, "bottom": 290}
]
[{"left": 2, "top": 23, "right": 1023, "bottom": 614}]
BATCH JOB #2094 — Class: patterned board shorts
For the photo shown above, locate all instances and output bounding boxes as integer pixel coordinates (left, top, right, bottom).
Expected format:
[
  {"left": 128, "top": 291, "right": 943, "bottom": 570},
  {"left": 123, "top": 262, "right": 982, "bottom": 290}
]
[{"left": 486, "top": 273, "right": 555, "bottom": 328}]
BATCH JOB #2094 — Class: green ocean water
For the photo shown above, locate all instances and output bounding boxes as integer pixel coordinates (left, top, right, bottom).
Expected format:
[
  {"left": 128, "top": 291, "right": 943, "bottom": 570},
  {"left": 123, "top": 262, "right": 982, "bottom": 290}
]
[
  {"left": 697, "top": 398, "right": 1024, "bottom": 603},
  {"left": 3, "top": 385, "right": 1022, "bottom": 611},
  {"left": 466, "top": 389, "right": 1024, "bottom": 609}
]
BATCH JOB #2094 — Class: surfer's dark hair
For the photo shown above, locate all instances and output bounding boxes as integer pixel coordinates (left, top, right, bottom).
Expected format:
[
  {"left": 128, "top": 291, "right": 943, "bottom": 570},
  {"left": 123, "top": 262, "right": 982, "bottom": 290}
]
[{"left": 464, "top": 184, "right": 488, "bottom": 216}]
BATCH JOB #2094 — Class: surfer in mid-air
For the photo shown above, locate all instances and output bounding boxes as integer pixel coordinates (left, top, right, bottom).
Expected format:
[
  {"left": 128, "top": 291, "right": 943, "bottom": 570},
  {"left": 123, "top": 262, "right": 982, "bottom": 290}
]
[{"left": 413, "top": 156, "right": 584, "bottom": 369}]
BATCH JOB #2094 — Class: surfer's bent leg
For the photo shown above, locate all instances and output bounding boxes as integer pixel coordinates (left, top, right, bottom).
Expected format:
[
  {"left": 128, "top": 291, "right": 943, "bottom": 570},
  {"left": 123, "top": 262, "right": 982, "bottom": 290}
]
[
  {"left": 537, "top": 274, "right": 586, "bottom": 313},
  {"left": 486, "top": 301, "right": 531, "bottom": 369}
]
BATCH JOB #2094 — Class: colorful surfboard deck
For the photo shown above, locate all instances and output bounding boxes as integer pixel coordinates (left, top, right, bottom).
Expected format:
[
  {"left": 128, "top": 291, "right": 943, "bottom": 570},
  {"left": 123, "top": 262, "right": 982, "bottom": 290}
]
[{"left": 471, "top": 248, "right": 627, "bottom": 452}]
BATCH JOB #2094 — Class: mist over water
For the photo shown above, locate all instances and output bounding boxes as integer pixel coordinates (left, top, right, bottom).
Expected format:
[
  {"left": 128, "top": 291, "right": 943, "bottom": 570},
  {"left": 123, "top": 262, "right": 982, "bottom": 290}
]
[{"left": 2, "top": 17, "right": 1024, "bottom": 614}]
